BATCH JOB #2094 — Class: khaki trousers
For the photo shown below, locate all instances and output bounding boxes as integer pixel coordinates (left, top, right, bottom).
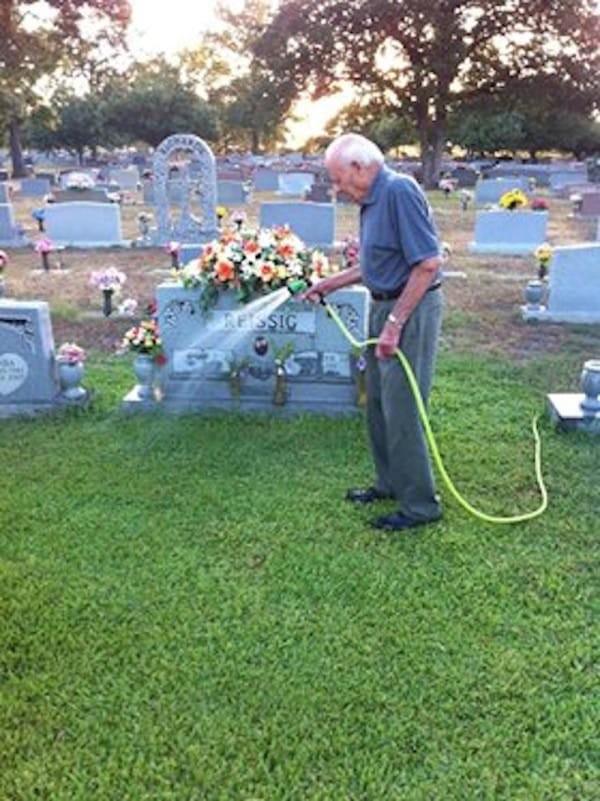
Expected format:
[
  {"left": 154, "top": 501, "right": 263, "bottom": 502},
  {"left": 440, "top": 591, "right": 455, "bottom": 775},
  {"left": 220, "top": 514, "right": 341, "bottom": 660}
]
[{"left": 365, "top": 289, "right": 443, "bottom": 522}]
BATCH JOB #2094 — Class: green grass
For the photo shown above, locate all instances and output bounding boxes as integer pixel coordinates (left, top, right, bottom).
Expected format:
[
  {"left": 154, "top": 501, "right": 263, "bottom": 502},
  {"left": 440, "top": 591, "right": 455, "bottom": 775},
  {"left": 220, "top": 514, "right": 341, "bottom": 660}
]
[{"left": 0, "top": 353, "right": 598, "bottom": 800}]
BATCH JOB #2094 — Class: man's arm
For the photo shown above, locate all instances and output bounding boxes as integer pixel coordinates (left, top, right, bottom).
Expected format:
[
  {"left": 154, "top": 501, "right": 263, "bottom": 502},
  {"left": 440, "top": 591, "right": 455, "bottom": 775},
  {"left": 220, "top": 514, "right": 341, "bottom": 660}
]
[{"left": 375, "top": 255, "right": 440, "bottom": 359}]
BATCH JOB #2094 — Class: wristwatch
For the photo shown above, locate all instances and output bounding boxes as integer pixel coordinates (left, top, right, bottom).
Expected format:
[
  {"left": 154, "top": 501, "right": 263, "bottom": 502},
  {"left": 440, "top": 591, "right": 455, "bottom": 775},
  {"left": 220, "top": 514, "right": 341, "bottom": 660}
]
[{"left": 387, "top": 313, "right": 404, "bottom": 327}]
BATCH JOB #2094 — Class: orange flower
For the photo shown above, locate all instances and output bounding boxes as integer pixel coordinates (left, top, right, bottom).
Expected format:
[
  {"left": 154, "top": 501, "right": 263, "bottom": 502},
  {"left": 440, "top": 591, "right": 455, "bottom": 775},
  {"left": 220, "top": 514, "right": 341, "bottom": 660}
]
[
  {"left": 243, "top": 240, "right": 260, "bottom": 255},
  {"left": 277, "top": 243, "right": 296, "bottom": 260},
  {"left": 260, "top": 263, "right": 275, "bottom": 282},
  {"left": 216, "top": 259, "right": 235, "bottom": 282}
]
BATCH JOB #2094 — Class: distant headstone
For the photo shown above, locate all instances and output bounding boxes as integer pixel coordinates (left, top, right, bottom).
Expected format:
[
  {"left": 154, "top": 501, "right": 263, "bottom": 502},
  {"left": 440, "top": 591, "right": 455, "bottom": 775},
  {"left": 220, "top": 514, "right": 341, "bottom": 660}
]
[
  {"left": 450, "top": 166, "right": 478, "bottom": 188},
  {"left": 469, "top": 210, "right": 548, "bottom": 255},
  {"left": 217, "top": 180, "right": 250, "bottom": 205},
  {"left": 109, "top": 167, "right": 139, "bottom": 190},
  {"left": 253, "top": 168, "right": 279, "bottom": 191},
  {"left": 580, "top": 193, "right": 600, "bottom": 218},
  {"left": 260, "top": 202, "right": 335, "bottom": 247},
  {"left": 142, "top": 180, "right": 154, "bottom": 204},
  {"left": 0, "top": 300, "right": 60, "bottom": 417},
  {"left": 549, "top": 170, "right": 588, "bottom": 194},
  {"left": 45, "top": 202, "right": 126, "bottom": 247},
  {"left": 0, "top": 170, "right": 9, "bottom": 182},
  {"left": 522, "top": 243, "right": 600, "bottom": 323},
  {"left": 0, "top": 183, "right": 10, "bottom": 203},
  {"left": 35, "top": 171, "right": 57, "bottom": 186},
  {"left": 123, "top": 284, "right": 368, "bottom": 414},
  {"left": 52, "top": 188, "right": 112, "bottom": 204},
  {"left": 277, "top": 172, "right": 315, "bottom": 196},
  {"left": 152, "top": 133, "right": 218, "bottom": 245},
  {"left": 0, "top": 203, "right": 27, "bottom": 247},
  {"left": 19, "top": 177, "right": 51, "bottom": 197},
  {"left": 305, "top": 182, "right": 333, "bottom": 202},
  {"left": 474, "top": 177, "right": 529, "bottom": 206}
]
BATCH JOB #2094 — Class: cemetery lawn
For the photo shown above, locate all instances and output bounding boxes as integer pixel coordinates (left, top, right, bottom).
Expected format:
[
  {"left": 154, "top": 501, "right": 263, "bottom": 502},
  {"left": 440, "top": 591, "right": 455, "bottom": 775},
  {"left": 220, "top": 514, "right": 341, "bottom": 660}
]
[{"left": 1, "top": 351, "right": 598, "bottom": 800}]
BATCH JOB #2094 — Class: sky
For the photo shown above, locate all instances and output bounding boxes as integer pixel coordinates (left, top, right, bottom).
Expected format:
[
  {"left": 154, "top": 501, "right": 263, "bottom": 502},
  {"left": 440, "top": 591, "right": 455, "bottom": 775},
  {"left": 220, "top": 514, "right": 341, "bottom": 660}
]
[{"left": 127, "top": 0, "right": 349, "bottom": 147}]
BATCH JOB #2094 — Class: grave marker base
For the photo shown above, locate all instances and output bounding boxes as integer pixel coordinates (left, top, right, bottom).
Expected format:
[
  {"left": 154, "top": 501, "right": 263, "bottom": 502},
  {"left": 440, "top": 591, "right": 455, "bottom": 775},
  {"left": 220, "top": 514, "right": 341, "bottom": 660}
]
[{"left": 547, "top": 393, "right": 600, "bottom": 433}]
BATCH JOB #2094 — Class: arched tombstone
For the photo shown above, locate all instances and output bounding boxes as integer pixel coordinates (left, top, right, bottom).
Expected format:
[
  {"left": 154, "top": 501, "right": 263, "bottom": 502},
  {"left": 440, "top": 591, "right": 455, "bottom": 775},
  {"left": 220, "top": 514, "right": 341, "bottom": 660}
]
[{"left": 152, "top": 134, "right": 218, "bottom": 245}]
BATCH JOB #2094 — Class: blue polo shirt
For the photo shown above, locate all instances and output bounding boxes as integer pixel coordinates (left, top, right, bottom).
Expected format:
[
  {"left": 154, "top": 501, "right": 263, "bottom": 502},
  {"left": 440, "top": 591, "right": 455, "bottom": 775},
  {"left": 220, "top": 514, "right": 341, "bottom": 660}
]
[{"left": 359, "top": 166, "right": 441, "bottom": 294}]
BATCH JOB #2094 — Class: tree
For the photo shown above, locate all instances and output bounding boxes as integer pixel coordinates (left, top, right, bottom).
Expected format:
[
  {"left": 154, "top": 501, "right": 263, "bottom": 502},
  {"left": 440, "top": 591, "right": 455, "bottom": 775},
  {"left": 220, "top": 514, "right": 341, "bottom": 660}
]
[
  {"left": 103, "top": 59, "right": 220, "bottom": 148},
  {"left": 254, "top": 0, "right": 600, "bottom": 186},
  {"left": 183, "top": 0, "right": 297, "bottom": 152},
  {"left": 0, "top": 1, "right": 130, "bottom": 176}
]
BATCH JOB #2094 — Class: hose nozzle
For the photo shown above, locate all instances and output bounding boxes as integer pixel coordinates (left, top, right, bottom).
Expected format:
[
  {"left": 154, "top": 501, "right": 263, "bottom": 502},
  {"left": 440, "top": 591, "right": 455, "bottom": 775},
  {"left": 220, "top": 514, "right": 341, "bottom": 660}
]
[{"left": 287, "top": 277, "right": 325, "bottom": 305}]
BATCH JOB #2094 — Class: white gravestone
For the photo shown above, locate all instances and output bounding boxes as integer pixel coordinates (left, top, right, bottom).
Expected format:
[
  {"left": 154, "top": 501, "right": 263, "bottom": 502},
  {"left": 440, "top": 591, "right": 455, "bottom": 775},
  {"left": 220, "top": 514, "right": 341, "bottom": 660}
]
[
  {"left": 0, "top": 300, "right": 60, "bottom": 417},
  {"left": 152, "top": 133, "right": 218, "bottom": 245},
  {"left": 0, "top": 203, "right": 27, "bottom": 247},
  {"left": 277, "top": 172, "right": 315, "bottom": 196},
  {"left": 470, "top": 210, "right": 548, "bottom": 255},
  {"left": 474, "top": 177, "right": 529, "bottom": 206},
  {"left": 44, "top": 202, "right": 126, "bottom": 248},
  {"left": 522, "top": 243, "right": 600, "bottom": 323},
  {"left": 259, "top": 202, "right": 335, "bottom": 247}
]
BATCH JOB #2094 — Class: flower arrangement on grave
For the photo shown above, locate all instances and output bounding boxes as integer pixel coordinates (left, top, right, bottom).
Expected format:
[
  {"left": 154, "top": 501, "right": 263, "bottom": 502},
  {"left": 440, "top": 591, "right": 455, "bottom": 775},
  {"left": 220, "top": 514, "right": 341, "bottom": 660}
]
[
  {"left": 216, "top": 206, "right": 228, "bottom": 226},
  {"left": 35, "top": 237, "right": 54, "bottom": 271},
  {"left": 121, "top": 319, "right": 166, "bottom": 364},
  {"left": 31, "top": 207, "right": 45, "bottom": 231},
  {"left": 65, "top": 173, "right": 94, "bottom": 190},
  {"left": 117, "top": 297, "right": 139, "bottom": 317},
  {"left": 341, "top": 235, "right": 360, "bottom": 269},
  {"left": 230, "top": 209, "right": 247, "bottom": 231},
  {"left": 530, "top": 197, "right": 549, "bottom": 212},
  {"left": 439, "top": 177, "right": 457, "bottom": 195},
  {"left": 137, "top": 211, "right": 152, "bottom": 237},
  {"left": 459, "top": 189, "right": 473, "bottom": 211},
  {"left": 0, "top": 250, "right": 7, "bottom": 272},
  {"left": 178, "top": 224, "right": 334, "bottom": 309},
  {"left": 499, "top": 188, "right": 528, "bottom": 210},
  {"left": 165, "top": 240, "right": 181, "bottom": 268},
  {"left": 534, "top": 243, "right": 553, "bottom": 280},
  {"left": 56, "top": 342, "right": 87, "bottom": 364},
  {"left": 90, "top": 266, "right": 127, "bottom": 317}
]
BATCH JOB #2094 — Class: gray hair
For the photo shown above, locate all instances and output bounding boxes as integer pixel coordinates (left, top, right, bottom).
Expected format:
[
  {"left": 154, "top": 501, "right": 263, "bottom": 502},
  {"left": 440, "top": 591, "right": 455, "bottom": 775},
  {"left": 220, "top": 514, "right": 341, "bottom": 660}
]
[{"left": 325, "top": 133, "right": 384, "bottom": 168}]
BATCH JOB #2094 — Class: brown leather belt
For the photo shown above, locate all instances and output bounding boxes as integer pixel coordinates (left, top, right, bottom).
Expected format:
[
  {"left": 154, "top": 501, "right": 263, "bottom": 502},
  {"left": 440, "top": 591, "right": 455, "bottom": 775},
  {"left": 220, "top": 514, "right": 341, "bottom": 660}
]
[{"left": 370, "top": 281, "right": 441, "bottom": 301}]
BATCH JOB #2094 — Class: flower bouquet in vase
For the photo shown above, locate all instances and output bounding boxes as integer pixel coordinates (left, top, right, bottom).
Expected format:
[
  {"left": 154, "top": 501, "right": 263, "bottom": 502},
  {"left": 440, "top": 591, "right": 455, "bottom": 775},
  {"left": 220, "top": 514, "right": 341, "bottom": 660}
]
[
  {"left": 121, "top": 319, "right": 166, "bottom": 400},
  {"left": 56, "top": 342, "right": 87, "bottom": 401},
  {"left": 90, "top": 266, "right": 127, "bottom": 317}
]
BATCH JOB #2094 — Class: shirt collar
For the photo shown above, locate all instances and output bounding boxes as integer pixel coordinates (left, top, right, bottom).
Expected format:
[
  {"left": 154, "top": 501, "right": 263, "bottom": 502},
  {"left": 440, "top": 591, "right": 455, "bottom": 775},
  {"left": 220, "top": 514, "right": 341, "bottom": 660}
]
[{"left": 361, "top": 165, "right": 388, "bottom": 207}]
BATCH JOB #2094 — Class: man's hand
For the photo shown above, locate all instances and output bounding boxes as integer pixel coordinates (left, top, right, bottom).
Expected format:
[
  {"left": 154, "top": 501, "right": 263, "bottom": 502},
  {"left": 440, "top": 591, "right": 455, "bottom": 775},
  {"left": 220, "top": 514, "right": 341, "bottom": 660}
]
[
  {"left": 298, "top": 285, "right": 325, "bottom": 304},
  {"left": 376, "top": 320, "right": 403, "bottom": 359}
]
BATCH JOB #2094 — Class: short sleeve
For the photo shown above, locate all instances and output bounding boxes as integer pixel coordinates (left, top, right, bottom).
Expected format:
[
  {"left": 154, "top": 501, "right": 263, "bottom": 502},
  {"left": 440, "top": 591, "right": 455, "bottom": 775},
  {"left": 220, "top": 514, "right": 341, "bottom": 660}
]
[{"left": 390, "top": 178, "right": 440, "bottom": 267}]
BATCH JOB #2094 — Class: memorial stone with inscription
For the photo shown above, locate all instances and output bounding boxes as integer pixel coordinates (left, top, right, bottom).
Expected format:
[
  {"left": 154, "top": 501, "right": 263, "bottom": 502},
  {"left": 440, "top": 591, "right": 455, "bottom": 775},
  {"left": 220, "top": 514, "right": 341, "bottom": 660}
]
[
  {"left": 123, "top": 283, "right": 368, "bottom": 415},
  {"left": 0, "top": 300, "right": 60, "bottom": 416}
]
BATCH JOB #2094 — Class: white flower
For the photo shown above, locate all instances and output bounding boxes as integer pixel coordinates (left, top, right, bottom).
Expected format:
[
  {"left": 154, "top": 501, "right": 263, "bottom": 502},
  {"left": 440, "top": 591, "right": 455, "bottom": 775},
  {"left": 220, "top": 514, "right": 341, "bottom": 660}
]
[{"left": 118, "top": 298, "right": 138, "bottom": 317}]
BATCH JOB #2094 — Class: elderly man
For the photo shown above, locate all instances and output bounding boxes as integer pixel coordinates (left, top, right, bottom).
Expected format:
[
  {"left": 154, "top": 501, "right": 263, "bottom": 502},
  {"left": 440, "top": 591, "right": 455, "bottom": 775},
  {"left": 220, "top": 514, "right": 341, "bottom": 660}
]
[{"left": 302, "top": 133, "right": 443, "bottom": 532}]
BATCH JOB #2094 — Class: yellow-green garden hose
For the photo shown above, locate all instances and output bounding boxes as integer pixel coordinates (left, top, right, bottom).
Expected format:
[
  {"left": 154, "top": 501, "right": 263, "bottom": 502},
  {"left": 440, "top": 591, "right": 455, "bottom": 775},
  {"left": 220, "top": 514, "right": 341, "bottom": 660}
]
[{"left": 324, "top": 301, "right": 548, "bottom": 524}]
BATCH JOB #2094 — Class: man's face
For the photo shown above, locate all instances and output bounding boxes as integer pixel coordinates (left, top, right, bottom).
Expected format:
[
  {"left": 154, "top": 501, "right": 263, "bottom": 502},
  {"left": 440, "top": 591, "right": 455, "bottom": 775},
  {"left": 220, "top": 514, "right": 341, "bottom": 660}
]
[{"left": 326, "top": 156, "right": 374, "bottom": 203}]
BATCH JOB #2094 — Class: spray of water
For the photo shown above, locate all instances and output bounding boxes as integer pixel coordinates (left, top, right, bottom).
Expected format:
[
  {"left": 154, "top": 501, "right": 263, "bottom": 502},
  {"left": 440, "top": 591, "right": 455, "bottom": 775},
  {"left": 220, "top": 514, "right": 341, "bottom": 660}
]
[{"left": 158, "top": 286, "right": 293, "bottom": 404}]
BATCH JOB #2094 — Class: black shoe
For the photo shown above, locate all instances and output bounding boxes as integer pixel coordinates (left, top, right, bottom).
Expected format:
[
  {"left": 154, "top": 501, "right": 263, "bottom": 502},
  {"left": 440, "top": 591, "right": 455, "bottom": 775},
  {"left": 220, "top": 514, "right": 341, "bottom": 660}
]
[
  {"left": 345, "top": 486, "right": 394, "bottom": 504},
  {"left": 370, "top": 510, "right": 441, "bottom": 531}
]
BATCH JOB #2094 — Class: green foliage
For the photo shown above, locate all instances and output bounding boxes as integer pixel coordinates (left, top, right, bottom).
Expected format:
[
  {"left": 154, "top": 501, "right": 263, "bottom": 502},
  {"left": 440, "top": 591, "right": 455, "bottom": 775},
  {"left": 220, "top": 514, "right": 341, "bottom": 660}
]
[
  {"left": 0, "top": 353, "right": 598, "bottom": 798},
  {"left": 103, "top": 59, "right": 220, "bottom": 148},
  {"left": 254, "top": 0, "right": 600, "bottom": 183}
]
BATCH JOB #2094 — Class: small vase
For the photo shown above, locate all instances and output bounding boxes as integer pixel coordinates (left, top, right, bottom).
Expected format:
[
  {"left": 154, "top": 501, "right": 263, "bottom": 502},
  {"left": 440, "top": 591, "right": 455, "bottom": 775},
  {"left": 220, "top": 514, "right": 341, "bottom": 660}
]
[
  {"left": 355, "top": 369, "right": 367, "bottom": 408},
  {"left": 57, "top": 360, "right": 86, "bottom": 401},
  {"left": 229, "top": 370, "right": 242, "bottom": 400},
  {"left": 170, "top": 252, "right": 180, "bottom": 269},
  {"left": 102, "top": 288, "right": 113, "bottom": 317},
  {"left": 41, "top": 251, "right": 50, "bottom": 272},
  {"left": 272, "top": 362, "right": 288, "bottom": 406},
  {"left": 580, "top": 359, "right": 600, "bottom": 413},
  {"left": 133, "top": 353, "right": 156, "bottom": 400},
  {"left": 524, "top": 280, "right": 544, "bottom": 310}
]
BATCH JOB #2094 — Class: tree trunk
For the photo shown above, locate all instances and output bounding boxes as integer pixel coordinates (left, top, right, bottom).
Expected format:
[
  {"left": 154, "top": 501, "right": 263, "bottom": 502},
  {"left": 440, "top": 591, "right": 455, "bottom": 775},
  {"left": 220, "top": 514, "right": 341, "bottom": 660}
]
[
  {"left": 421, "top": 125, "right": 445, "bottom": 189},
  {"left": 251, "top": 128, "right": 260, "bottom": 154},
  {"left": 9, "top": 119, "right": 26, "bottom": 178}
]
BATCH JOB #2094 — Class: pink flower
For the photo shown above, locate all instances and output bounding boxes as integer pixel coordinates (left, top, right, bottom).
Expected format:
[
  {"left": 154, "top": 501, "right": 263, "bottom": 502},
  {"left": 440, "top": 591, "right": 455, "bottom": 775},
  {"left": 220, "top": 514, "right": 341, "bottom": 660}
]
[
  {"left": 35, "top": 238, "right": 53, "bottom": 254},
  {"left": 0, "top": 250, "right": 7, "bottom": 270},
  {"left": 56, "top": 342, "right": 86, "bottom": 364},
  {"left": 166, "top": 241, "right": 181, "bottom": 255}
]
